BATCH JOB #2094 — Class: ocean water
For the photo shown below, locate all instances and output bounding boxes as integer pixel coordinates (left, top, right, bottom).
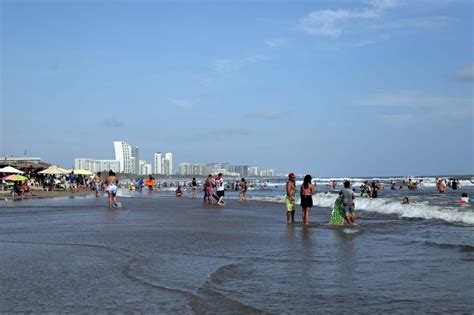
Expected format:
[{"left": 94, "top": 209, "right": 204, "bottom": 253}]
[{"left": 0, "top": 176, "right": 473, "bottom": 313}]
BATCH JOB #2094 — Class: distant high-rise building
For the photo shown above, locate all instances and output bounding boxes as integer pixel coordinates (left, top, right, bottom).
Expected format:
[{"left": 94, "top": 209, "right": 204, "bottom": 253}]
[
  {"left": 75, "top": 158, "right": 120, "bottom": 173},
  {"left": 179, "top": 163, "right": 193, "bottom": 175},
  {"left": 164, "top": 152, "right": 173, "bottom": 175},
  {"left": 234, "top": 165, "right": 249, "bottom": 177},
  {"left": 249, "top": 166, "right": 259, "bottom": 176},
  {"left": 154, "top": 152, "right": 163, "bottom": 174},
  {"left": 192, "top": 164, "right": 208, "bottom": 175},
  {"left": 260, "top": 169, "right": 274, "bottom": 177},
  {"left": 139, "top": 160, "right": 152, "bottom": 175},
  {"left": 131, "top": 146, "right": 140, "bottom": 175},
  {"left": 153, "top": 152, "right": 173, "bottom": 175},
  {"left": 114, "top": 141, "right": 134, "bottom": 173}
]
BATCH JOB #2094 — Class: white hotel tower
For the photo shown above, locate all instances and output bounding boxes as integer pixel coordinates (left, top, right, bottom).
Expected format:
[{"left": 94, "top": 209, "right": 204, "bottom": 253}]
[
  {"left": 154, "top": 152, "right": 163, "bottom": 174},
  {"left": 153, "top": 152, "right": 173, "bottom": 175},
  {"left": 114, "top": 141, "right": 133, "bottom": 174}
]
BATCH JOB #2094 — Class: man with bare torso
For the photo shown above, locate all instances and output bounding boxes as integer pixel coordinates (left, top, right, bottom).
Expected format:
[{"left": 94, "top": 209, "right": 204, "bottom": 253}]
[
  {"left": 105, "top": 170, "right": 119, "bottom": 209},
  {"left": 285, "top": 173, "right": 296, "bottom": 223}
]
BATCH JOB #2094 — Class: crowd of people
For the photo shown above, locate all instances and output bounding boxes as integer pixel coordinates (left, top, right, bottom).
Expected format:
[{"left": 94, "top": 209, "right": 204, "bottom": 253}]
[{"left": 3, "top": 167, "right": 471, "bottom": 224}]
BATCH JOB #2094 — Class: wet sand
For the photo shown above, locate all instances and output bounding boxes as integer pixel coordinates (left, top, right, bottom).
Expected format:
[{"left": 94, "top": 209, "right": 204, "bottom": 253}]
[
  {"left": 0, "top": 188, "right": 95, "bottom": 200},
  {"left": 0, "top": 193, "right": 472, "bottom": 313}
]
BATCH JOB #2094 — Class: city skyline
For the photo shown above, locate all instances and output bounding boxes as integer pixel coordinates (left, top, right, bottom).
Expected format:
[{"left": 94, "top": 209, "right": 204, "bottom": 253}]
[
  {"left": 1, "top": 1, "right": 472, "bottom": 177},
  {"left": 75, "top": 140, "right": 279, "bottom": 176}
]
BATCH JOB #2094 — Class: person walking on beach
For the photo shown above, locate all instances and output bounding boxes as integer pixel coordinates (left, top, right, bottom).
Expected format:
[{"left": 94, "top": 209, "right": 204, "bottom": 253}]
[
  {"left": 300, "top": 175, "right": 314, "bottom": 225},
  {"left": 239, "top": 177, "right": 247, "bottom": 201},
  {"left": 192, "top": 177, "right": 197, "bottom": 198},
  {"left": 69, "top": 171, "right": 78, "bottom": 193},
  {"left": 105, "top": 170, "right": 119, "bottom": 209},
  {"left": 204, "top": 174, "right": 214, "bottom": 205},
  {"left": 341, "top": 180, "right": 356, "bottom": 224},
  {"left": 93, "top": 172, "right": 102, "bottom": 197},
  {"left": 215, "top": 173, "right": 225, "bottom": 206},
  {"left": 285, "top": 173, "right": 296, "bottom": 223}
]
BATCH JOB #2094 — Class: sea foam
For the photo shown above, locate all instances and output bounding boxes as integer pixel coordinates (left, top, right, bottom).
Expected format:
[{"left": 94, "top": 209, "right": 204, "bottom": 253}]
[{"left": 246, "top": 193, "right": 474, "bottom": 225}]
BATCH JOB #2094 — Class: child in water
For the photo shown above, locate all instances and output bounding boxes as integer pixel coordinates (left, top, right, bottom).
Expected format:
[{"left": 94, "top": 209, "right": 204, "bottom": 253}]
[
  {"left": 402, "top": 197, "right": 409, "bottom": 204},
  {"left": 459, "top": 193, "right": 469, "bottom": 205},
  {"left": 175, "top": 186, "right": 183, "bottom": 197}
]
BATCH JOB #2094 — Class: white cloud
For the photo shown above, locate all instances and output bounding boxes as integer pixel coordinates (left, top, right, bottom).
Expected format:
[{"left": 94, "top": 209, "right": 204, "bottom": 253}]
[
  {"left": 169, "top": 98, "right": 194, "bottom": 108},
  {"left": 454, "top": 64, "right": 474, "bottom": 82},
  {"left": 214, "top": 54, "right": 268, "bottom": 74},
  {"left": 297, "top": 0, "right": 399, "bottom": 37},
  {"left": 265, "top": 38, "right": 286, "bottom": 48},
  {"left": 297, "top": 0, "right": 452, "bottom": 38}
]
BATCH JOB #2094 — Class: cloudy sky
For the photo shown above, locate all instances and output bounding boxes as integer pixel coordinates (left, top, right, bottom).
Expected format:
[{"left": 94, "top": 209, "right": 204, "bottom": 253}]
[{"left": 1, "top": 0, "right": 473, "bottom": 176}]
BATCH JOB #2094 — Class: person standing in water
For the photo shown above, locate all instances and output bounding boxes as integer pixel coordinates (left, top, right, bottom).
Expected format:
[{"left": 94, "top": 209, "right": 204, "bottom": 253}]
[
  {"left": 300, "top": 175, "right": 314, "bottom": 225},
  {"left": 105, "top": 170, "right": 119, "bottom": 209},
  {"left": 438, "top": 179, "right": 446, "bottom": 193},
  {"left": 285, "top": 173, "right": 296, "bottom": 223},
  {"left": 215, "top": 173, "right": 225, "bottom": 206},
  {"left": 204, "top": 174, "right": 214, "bottom": 205},
  {"left": 191, "top": 177, "right": 197, "bottom": 198},
  {"left": 239, "top": 177, "right": 247, "bottom": 201},
  {"left": 93, "top": 172, "right": 102, "bottom": 197},
  {"left": 341, "top": 180, "right": 356, "bottom": 224}
]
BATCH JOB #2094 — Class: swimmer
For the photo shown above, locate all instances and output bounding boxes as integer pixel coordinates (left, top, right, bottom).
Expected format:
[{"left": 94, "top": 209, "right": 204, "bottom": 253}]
[
  {"left": 460, "top": 193, "right": 469, "bottom": 205},
  {"left": 402, "top": 197, "right": 409, "bottom": 205}
]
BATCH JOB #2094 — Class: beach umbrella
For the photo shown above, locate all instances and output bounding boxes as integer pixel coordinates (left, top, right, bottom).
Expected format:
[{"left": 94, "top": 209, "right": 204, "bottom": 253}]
[
  {"left": 38, "top": 165, "right": 68, "bottom": 175},
  {"left": 2, "top": 174, "right": 28, "bottom": 181},
  {"left": 0, "top": 166, "right": 24, "bottom": 174},
  {"left": 66, "top": 169, "right": 93, "bottom": 175}
]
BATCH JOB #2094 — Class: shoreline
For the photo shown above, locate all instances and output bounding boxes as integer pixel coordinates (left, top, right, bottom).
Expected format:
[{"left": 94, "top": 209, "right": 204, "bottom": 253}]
[{"left": 0, "top": 188, "right": 95, "bottom": 201}]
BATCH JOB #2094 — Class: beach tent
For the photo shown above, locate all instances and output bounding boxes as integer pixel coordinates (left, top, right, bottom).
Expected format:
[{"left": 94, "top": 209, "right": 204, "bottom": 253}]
[
  {"left": 0, "top": 166, "right": 24, "bottom": 174},
  {"left": 66, "top": 169, "right": 93, "bottom": 175},
  {"left": 38, "top": 165, "right": 68, "bottom": 175}
]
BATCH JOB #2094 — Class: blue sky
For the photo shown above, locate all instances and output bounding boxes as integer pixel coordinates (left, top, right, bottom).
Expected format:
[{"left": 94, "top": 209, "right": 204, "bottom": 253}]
[{"left": 1, "top": 0, "right": 473, "bottom": 176}]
